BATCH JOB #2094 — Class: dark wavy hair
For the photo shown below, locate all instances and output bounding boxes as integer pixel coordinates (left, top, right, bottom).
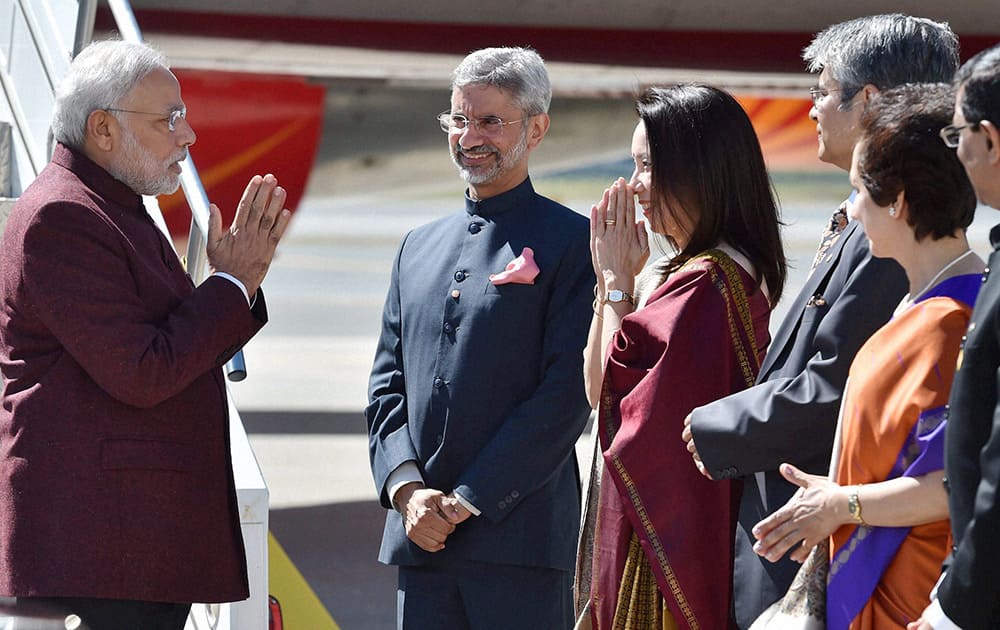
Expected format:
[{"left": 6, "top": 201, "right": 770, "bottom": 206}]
[
  {"left": 638, "top": 85, "right": 787, "bottom": 303},
  {"left": 857, "top": 83, "right": 976, "bottom": 241}
]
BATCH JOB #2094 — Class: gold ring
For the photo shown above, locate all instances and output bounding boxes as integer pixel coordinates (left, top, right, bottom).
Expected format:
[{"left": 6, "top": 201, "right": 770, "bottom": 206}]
[{"left": 604, "top": 219, "right": 616, "bottom": 226}]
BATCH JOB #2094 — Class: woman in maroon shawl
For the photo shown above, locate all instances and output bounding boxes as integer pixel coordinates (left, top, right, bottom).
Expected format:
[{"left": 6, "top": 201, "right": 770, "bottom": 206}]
[{"left": 578, "top": 85, "right": 787, "bottom": 629}]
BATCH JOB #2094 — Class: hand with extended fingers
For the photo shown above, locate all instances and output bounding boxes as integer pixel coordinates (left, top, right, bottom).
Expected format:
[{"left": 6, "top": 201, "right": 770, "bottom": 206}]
[
  {"left": 751, "top": 463, "right": 851, "bottom": 563},
  {"left": 207, "top": 173, "right": 292, "bottom": 296},
  {"left": 590, "top": 177, "right": 649, "bottom": 296}
]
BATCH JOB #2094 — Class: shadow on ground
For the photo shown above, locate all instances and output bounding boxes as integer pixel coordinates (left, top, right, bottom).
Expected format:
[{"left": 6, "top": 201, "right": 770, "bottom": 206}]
[{"left": 270, "top": 500, "right": 396, "bottom": 630}]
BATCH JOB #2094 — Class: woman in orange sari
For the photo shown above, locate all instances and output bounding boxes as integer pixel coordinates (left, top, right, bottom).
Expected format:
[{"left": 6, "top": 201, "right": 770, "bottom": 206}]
[
  {"left": 578, "top": 85, "right": 787, "bottom": 629},
  {"left": 751, "top": 83, "right": 983, "bottom": 629}
]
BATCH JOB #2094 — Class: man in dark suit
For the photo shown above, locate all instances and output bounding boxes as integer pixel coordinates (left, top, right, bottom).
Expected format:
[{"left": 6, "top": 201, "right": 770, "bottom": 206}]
[
  {"left": 681, "top": 15, "right": 959, "bottom": 627},
  {"left": 911, "top": 43, "right": 1000, "bottom": 630},
  {"left": 0, "top": 40, "right": 290, "bottom": 629},
  {"left": 366, "top": 47, "right": 593, "bottom": 629}
]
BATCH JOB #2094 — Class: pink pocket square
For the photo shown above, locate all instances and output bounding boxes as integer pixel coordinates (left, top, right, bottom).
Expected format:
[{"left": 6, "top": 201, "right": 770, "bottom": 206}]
[{"left": 489, "top": 247, "right": 540, "bottom": 285}]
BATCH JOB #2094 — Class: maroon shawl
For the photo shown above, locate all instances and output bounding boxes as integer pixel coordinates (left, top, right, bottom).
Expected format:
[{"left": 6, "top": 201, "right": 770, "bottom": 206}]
[{"left": 590, "top": 251, "right": 770, "bottom": 629}]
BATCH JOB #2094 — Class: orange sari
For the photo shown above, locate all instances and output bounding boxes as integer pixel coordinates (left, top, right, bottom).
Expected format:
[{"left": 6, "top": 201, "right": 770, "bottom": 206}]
[{"left": 830, "top": 276, "right": 979, "bottom": 628}]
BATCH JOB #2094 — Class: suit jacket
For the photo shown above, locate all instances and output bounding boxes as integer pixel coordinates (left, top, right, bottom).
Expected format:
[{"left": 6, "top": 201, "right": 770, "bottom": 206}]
[
  {"left": 0, "top": 144, "right": 266, "bottom": 603},
  {"left": 938, "top": 223, "right": 1000, "bottom": 628},
  {"left": 689, "top": 216, "right": 908, "bottom": 628},
  {"left": 366, "top": 177, "right": 593, "bottom": 571}
]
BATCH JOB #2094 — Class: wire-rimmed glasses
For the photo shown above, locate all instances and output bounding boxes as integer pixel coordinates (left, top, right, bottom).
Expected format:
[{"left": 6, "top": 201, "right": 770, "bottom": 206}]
[
  {"left": 437, "top": 112, "right": 526, "bottom": 136},
  {"left": 107, "top": 107, "right": 187, "bottom": 132}
]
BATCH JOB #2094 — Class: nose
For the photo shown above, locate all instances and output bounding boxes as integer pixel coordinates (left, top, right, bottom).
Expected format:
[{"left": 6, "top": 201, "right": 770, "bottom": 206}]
[
  {"left": 177, "top": 116, "right": 196, "bottom": 147},
  {"left": 456, "top": 123, "right": 486, "bottom": 149},
  {"left": 629, "top": 170, "right": 644, "bottom": 193},
  {"left": 808, "top": 104, "right": 819, "bottom": 122}
]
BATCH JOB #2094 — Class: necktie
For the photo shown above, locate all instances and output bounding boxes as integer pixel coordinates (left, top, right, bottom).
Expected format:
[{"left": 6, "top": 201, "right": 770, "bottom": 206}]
[{"left": 809, "top": 200, "right": 849, "bottom": 274}]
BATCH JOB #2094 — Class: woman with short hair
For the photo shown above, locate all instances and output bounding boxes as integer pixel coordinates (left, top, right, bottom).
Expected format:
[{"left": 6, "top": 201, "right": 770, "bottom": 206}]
[{"left": 752, "top": 82, "right": 983, "bottom": 628}]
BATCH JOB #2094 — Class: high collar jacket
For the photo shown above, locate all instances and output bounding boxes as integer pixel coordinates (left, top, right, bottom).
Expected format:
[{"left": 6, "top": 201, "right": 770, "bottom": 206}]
[
  {"left": 367, "top": 178, "right": 594, "bottom": 571},
  {"left": 0, "top": 143, "right": 267, "bottom": 602}
]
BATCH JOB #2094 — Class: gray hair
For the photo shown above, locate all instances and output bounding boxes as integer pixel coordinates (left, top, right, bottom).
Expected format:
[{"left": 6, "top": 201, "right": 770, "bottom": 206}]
[
  {"left": 956, "top": 43, "right": 1000, "bottom": 127},
  {"left": 803, "top": 14, "right": 958, "bottom": 107},
  {"left": 52, "top": 40, "right": 169, "bottom": 149},
  {"left": 451, "top": 47, "right": 551, "bottom": 115}
]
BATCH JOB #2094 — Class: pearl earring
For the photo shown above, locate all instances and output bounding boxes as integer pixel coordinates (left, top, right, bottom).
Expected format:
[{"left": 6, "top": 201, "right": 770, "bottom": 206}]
[{"left": 889, "top": 205, "right": 897, "bottom": 217}]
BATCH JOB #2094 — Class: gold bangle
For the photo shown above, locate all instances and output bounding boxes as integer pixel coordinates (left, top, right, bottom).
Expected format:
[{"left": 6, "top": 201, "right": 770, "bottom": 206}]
[
  {"left": 592, "top": 298, "right": 603, "bottom": 318},
  {"left": 847, "top": 485, "right": 867, "bottom": 526}
]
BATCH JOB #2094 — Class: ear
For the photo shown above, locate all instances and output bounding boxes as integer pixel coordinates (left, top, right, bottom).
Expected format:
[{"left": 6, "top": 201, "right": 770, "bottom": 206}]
[
  {"left": 859, "top": 83, "right": 879, "bottom": 105},
  {"left": 981, "top": 120, "right": 1000, "bottom": 163},
  {"left": 892, "top": 189, "right": 908, "bottom": 221},
  {"left": 86, "top": 110, "right": 116, "bottom": 153},
  {"left": 525, "top": 112, "right": 550, "bottom": 150}
]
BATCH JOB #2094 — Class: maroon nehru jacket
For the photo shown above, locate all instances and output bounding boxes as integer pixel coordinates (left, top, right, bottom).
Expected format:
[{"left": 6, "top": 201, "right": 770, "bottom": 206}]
[{"left": 0, "top": 143, "right": 266, "bottom": 603}]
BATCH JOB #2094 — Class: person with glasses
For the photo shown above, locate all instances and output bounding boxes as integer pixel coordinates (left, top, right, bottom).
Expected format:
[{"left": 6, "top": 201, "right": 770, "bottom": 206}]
[
  {"left": 911, "top": 43, "right": 1000, "bottom": 630},
  {"left": 576, "top": 84, "right": 786, "bottom": 629},
  {"left": 752, "top": 83, "right": 982, "bottom": 629},
  {"left": 366, "top": 47, "right": 593, "bottom": 629},
  {"left": 681, "top": 14, "right": 958, "bottom": 628},
  {"left": 0, "top": 40, "right": 290, "bottom": 629}
]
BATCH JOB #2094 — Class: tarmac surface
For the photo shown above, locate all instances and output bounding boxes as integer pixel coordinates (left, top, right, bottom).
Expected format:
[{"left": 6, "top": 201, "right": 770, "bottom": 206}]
[{"left": 221, "top": 86, "right": 999, "bottom": 630}]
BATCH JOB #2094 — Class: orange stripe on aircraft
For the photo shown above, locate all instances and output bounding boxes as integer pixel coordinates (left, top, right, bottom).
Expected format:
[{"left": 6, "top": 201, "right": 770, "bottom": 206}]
[{"left": 160, "top": 118, "right": 312, "bottom": 213}]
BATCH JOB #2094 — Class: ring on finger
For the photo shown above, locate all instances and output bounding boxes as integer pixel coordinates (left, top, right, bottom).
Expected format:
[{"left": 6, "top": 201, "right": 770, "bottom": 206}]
[{"left": 604, "top": 219, "right": 617, "bottom": 226}]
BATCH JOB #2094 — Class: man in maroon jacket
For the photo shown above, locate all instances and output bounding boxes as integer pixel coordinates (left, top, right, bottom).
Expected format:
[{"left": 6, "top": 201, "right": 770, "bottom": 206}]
[{"left": 0, "top": 40, "right": 290, "bottom": 629}]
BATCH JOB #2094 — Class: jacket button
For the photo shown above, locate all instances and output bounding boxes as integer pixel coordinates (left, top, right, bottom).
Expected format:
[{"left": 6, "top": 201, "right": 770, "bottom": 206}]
[
  {"left": 433, "top": 377, "right": 444, "bottom": 389},
  {"left": 454, "top": 270, "right": 466, "bottom": 282},
  {"left": 443, "top": 322, "right": 454, "bottom": 334},
  {"left": 468, "top": 223, "right": 481, "bottom": 234}
]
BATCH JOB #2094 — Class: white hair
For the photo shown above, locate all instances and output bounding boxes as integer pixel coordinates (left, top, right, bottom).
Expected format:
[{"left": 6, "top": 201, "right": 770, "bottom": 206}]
[
  {"left": 52, "top": 40, "right": 169, "bottom": 149},
  {"left": 451, "top": 47, "right": 551, "bottom": 115}
]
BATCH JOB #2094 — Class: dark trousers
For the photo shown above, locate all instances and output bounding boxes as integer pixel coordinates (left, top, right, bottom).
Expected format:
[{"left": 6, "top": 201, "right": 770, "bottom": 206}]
[
  {"left": 18, "top": 597, "right": 191, "bottom": 630},
  {"left": 397, "top": 561, "right": 573, "bottom": 630}
]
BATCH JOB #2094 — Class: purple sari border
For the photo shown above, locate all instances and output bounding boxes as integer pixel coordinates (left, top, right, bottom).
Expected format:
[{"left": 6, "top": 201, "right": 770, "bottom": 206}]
[
  {"left": 826, "top": 408, "right": 948, "bottom": 629},
  {"left": 916, "top": 273, "right": 982, "bottom": 309}
]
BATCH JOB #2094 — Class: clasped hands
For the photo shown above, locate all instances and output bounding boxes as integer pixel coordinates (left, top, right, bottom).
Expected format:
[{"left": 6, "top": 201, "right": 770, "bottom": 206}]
[
  {"left": 590, "top": 178, "right": 648, "bottom": 297},
  {"left": 395, "top": 482, "right": 473, "bottom": 553},
  {"left": 207, "top": 174, "right": 292, "bottom": 297}
]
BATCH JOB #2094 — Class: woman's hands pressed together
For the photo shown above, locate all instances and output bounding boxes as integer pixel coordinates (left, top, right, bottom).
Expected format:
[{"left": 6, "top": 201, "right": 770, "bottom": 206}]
[{"left": 590, "top": 178, "right": 649, "bottom": 298}]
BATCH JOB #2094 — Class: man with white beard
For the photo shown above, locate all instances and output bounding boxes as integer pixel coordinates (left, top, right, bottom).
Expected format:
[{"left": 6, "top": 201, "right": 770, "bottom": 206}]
[
  {"left": 366, "top": 47, "right": 594, "bottom": 629},
  {"left": 0, "top": 40, "right": 289, "bottom": 629}
]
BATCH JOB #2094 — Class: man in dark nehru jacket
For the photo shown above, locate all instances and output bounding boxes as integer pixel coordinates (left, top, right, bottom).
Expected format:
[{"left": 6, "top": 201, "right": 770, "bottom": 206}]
[
  {"left": 912, "top": 42, "right": 1000, "bottom": 630},
  {"left": 682, "top": 14, "right": 959, "bottom": 627},
  {"left": 366, "top": 46, "right": 593, "bottom": 629},
  {"left": 0, "top": 40, "right": 289, "bottom": 629}
]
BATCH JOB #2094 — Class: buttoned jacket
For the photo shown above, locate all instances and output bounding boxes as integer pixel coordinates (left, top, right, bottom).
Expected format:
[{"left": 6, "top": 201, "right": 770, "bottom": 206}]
[
  {"left": 0, "top": 144, "right": 265, "bottom": 603},
  {"left": 689, "top": 214, "right": 908, "bottom": 627},
  {"left": 939, "top": 223, "right": 1000, "bottom": 628},
  {"left": 367, "top": 178, "right": 594, "bottom": 571}
]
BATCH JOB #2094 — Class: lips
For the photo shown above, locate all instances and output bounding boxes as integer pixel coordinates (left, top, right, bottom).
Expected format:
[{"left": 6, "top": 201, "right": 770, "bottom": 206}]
[{"left": 459, "top": 150, "right": 496, "bottom": 167}]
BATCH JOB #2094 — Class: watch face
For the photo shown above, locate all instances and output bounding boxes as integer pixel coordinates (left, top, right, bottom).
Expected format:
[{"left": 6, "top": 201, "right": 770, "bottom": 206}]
[{"left": 608, "top": 290, "right": 624, "bottom": 302}]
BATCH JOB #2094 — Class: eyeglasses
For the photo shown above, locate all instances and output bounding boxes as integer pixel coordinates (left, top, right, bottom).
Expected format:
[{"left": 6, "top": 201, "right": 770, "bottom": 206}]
[
  {"left": 939, "top": 122, "right": 979, "bottom": 148},
  {"left": 437, "top": 112, "right": 526, "bottom": 136},
  {"left": 807, "top": 87, "right": 844, "bottom": 104},
  {"left": 106, "top": 107, "right": 187, "bottom": 132}
]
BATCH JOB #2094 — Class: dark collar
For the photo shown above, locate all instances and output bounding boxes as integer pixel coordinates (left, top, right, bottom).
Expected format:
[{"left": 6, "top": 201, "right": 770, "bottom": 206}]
[
  {"left": 464, "top": 177, "right": 534, "bottom": 218},
  {"left": 51, "top": 142, "right": 143, "bottom": 210}
]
